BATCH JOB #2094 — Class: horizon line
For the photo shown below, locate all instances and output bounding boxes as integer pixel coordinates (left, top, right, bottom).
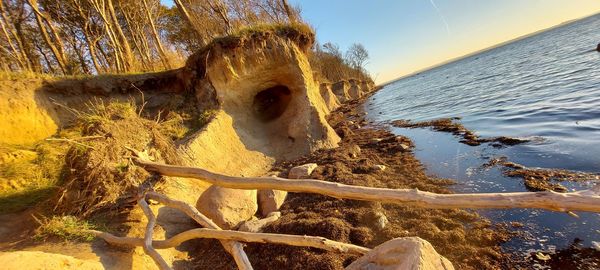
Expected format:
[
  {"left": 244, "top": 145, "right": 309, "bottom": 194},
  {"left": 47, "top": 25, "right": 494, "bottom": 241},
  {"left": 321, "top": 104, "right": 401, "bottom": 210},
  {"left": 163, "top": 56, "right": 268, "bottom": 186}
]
[{"left": 379, "top": 10, "right": 600, "bottom": 86}]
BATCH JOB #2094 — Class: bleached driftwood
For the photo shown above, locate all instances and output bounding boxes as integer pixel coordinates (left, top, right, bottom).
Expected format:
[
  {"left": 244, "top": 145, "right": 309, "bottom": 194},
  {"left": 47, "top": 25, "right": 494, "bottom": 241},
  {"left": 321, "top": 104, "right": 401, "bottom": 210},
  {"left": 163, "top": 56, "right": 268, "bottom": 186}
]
[
  {"left": 142, "top": 192, "right": 252, "bottom": 270},
  {"left": 93, "top": 192, "right": 368, "bottom": 270},
  {"left": 86, "top": 227, "right": 369, "bottom": 255},
  {"left": 135, "top": 159, "right": 600, "bottom": 213},
  {"left": 138, "top": 198, "right": 171, "bottom": 270}
]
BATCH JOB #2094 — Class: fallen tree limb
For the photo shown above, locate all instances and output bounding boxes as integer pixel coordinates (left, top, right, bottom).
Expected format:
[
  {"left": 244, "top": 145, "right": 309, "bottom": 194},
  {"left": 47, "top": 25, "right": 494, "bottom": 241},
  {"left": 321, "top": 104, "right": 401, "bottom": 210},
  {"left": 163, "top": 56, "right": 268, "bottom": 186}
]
[
  {"left": 143, "top": 192, "right": 252, "bottom": 270},
  {"left": 86, "top": 227, "right": 370, "bottom": 255},
  {"left": 138, "top": 198, "right": 171, "bottom": 270},
  {"left": 135, "top": 159, "right": 600, "bottom": 213}
]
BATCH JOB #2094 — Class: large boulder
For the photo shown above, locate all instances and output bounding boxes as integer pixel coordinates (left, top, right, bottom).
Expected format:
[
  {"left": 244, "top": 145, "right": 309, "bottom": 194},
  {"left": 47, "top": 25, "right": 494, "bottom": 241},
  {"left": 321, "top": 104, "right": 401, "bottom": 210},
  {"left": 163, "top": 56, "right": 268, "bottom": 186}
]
[
  {"left": 196, "top": 186, "right": 258, "bottom": 229},
  {"left": 345, "top": 237, "right": 454, "bottom": 270}
]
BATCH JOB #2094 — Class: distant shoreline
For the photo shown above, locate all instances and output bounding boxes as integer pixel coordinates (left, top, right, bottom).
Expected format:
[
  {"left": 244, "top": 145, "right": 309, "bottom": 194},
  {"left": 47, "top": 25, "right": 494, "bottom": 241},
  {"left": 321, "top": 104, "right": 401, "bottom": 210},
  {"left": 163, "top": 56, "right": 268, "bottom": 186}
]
[{"left": 380, "top": 11, "right": 600, "bottom": 87}]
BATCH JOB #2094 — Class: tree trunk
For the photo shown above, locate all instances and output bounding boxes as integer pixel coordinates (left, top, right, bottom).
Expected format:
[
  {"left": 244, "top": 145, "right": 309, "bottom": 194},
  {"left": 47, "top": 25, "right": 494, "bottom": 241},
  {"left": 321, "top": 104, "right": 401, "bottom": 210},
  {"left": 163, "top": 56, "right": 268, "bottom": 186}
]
[
  {"left": 118, "top": 2, "right": 150, "bottom": 70},
  {"left": 26, "top": 0, "right": 68, "bottom": 74},
  {"left": 0, "top": 1, "right": 30, "bottom": 70},
  {"left": 281, "top": 0, "right": 295, "bottom": 23},
  {"left": 173, "top": 0, "right": 197, "bottom": 33},
  {"left": 106, "top": 0, "right": 133, "bottom": 71},
  {"left": 141, "top": 0, "right": 170, "bottom": 69},
  {"left": 0, "top": 16, "right": 25, "bottom": 69}
]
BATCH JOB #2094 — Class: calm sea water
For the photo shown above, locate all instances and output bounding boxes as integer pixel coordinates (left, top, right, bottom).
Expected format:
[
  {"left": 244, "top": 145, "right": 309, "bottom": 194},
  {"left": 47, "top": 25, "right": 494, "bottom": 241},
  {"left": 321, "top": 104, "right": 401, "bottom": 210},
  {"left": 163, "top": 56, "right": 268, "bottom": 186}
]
[{"left": 366, "top": 14, "right": 600, "bottom": 260}]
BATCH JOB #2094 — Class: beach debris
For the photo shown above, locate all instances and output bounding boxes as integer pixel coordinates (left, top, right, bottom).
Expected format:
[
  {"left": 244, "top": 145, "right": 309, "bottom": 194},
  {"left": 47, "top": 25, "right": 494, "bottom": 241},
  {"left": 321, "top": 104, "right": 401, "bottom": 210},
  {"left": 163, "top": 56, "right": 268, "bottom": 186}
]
[
  {"left": 346, "top": 144, "right": 361, "bottom": 158},
  {"left": 535, "top": 252, "right": 551, "bottom": 261},
  {"left": 90, "top": 191, "right": 369, "bottom": 270},
  {"left": 136, "top": 158, "right": 600, "bottom": 213},
  {"left": 288, "top": 163, "right": 318, "bottom": 179},
  {"left": 374, "top": 212, "right": 389, "bottom": 230},
  {"left": 399, "top": 143, "right": 410, "bottom": 151},
  {"left": 372, "top": 165, "right": 387, "bottom": 172},
  {"left": 345, "top": 237, "right": 455, "bottom": 270},
  {"left": 484, "top": 156, "right": 600, "bottom": 192},
  {"left": 196, "top": 186, "right": 258, "bottom": 229},
  {"left": 592, "top": 241, "right": 600, "bottom": 251},
  {"left": 258, "top": 189, "right": 288, "bottom": 216},
  {"left": 239, "top": 211, "right": 282, "bottom": 233},
  {"left": 392, "top": 118, "right": 529, "bottom": 147},
  {"left": 370, "top": 138, "right": 383, "bottom": 144}
]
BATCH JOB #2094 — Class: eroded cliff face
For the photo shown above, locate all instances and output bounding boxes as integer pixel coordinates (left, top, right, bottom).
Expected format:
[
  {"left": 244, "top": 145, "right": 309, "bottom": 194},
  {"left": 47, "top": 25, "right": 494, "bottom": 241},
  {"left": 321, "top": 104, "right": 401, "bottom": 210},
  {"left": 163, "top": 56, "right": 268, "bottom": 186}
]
[{"left": 179, "top": 32, "right": 340, "bottom": 177}]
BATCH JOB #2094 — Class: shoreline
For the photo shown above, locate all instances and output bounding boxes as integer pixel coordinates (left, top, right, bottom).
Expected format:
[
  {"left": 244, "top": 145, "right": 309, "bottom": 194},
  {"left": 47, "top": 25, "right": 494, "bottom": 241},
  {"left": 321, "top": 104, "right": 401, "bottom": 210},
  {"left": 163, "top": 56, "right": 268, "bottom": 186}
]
[{"left": 226, "top": 91, "right": 513, "bottom": 269}]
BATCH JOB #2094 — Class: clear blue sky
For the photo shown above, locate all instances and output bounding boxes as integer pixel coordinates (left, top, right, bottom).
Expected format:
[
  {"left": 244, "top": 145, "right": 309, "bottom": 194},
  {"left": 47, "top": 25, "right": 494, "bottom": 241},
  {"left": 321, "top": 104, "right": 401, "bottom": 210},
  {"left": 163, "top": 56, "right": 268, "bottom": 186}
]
[{"left": 162, "top": 0, "right": 600, "bottom": 83}]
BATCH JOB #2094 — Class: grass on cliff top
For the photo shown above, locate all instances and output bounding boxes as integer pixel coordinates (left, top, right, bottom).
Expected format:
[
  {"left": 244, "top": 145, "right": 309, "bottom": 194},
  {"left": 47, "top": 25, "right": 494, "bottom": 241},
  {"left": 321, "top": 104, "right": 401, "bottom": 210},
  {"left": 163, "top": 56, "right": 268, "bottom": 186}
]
[{"left": 210, "top": 23, "right": 315, "bottom": 49}]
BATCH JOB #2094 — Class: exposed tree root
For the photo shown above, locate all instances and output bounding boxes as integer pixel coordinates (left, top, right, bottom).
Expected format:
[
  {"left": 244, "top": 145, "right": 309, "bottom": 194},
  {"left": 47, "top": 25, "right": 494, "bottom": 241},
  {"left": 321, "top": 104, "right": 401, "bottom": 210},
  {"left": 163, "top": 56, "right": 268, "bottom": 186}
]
[{"left": 134, "top": 159, "right": 600, "bottom": 213}]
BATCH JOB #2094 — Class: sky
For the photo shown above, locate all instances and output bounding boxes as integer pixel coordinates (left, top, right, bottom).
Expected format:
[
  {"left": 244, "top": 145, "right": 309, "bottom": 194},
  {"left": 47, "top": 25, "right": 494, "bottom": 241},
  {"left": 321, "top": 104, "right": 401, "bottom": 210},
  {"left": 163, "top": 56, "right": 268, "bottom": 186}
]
[{"left": 162, "top": 1, "right": 600, "bottom": 84}]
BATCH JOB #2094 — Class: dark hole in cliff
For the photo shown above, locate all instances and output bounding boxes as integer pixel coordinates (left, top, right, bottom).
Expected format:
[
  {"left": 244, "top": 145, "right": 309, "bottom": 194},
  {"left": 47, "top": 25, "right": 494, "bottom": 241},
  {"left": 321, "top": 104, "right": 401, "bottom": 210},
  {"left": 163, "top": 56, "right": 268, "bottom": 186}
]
[{"left": 253, "top": 85, "right": 292, "bottom": 122}]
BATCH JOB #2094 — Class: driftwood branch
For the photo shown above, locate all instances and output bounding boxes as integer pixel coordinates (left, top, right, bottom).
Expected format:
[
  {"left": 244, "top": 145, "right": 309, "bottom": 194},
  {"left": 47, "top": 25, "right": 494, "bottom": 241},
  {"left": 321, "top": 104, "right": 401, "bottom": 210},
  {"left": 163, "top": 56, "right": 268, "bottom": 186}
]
[
  {"left": 93, "top": 192, "right": 366, "bottom": 270},
  {"left": 87, "top": 228, "right": 370, "bottom": 255},
  {"left": 138, "top": 198, "right": 172, "bottom": 270},
  {"left": 143, "top": 192, "right": 253, "bottom": 270},
  {"left": 135, "top": 159, "right": 600, "bottom": 213}
]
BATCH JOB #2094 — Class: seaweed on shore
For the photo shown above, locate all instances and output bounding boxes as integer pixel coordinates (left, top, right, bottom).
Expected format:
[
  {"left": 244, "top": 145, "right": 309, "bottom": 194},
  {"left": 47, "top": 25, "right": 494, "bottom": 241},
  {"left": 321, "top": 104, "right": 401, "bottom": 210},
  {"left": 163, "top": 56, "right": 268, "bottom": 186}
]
[
  {"left": 483, "top": 157, "right": 600, "bottom": 192},
  {"left": 236, "top": 96, "right": 513, "bottom": 270},
  {"left": 391, "top": 118, "right": 529, "bottom": 147}
]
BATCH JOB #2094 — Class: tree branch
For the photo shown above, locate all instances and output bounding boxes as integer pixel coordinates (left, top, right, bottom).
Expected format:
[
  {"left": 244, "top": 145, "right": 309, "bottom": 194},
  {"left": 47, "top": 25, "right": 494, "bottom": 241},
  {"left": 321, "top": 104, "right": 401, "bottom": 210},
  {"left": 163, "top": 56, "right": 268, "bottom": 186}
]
[
  {"left": 135, "top": 159, "right": 600, "bottom": 213},
  {"left": 87, "top": 227, "right": 370, "bottom": 255}
]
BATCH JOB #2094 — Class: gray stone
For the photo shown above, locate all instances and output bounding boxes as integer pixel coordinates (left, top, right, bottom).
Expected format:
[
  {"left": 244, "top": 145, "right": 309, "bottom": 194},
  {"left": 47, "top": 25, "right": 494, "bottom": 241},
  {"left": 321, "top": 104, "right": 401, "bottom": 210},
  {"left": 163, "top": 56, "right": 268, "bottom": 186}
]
[
  {"left": 288, "top": 163, "right": 318, "bottom": 179},
  {"left": 372, "top": 165, "right": 387, "bottom": 172},
  {"left": 258, "top": 189, "right": 288, "bottom": 216}
]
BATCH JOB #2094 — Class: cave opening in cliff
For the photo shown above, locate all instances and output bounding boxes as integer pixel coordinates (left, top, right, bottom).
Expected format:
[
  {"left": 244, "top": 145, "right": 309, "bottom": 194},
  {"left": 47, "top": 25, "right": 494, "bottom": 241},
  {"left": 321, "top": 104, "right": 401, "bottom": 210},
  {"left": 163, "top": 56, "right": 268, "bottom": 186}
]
[{"left": 252, "top": 85, "right": 292, "bottom": 122}]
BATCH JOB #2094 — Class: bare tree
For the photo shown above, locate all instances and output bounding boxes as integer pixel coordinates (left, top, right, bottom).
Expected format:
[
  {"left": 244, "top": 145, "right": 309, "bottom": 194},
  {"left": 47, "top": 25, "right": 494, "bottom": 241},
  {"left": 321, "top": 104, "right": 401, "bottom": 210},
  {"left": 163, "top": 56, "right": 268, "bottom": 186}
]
[{"left": 345, "top": 43, "right": 369, "bottom": 76}]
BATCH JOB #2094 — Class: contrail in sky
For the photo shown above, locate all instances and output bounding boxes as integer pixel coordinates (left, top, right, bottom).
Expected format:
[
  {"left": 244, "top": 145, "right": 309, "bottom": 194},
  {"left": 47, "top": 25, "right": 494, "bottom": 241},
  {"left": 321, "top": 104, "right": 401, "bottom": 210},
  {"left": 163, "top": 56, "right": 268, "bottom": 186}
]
[{"left": 429, "top": 0, "right": 451, "bottom": 35}]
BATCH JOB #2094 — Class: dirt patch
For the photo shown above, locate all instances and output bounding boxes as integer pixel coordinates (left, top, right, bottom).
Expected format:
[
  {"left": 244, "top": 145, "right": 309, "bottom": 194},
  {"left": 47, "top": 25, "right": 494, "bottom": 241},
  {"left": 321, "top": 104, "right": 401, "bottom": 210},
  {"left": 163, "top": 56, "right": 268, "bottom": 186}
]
[
  {"left": 392, "top": 118, "right": 529, "bottom": 147},
  {"left": 483, "top": 157, "right": 600, "bottom": 192}
]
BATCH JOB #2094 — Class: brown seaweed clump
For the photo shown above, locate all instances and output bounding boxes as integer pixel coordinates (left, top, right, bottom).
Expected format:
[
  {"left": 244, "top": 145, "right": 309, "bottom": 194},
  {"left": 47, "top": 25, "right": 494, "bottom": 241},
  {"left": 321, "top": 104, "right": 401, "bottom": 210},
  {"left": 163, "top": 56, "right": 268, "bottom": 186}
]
[
  {"left": 484, "top": 157, "right": 600, "bottom": 192},
  {"left": 392, "top": 118, "right": 529, "bottom": 147}
]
